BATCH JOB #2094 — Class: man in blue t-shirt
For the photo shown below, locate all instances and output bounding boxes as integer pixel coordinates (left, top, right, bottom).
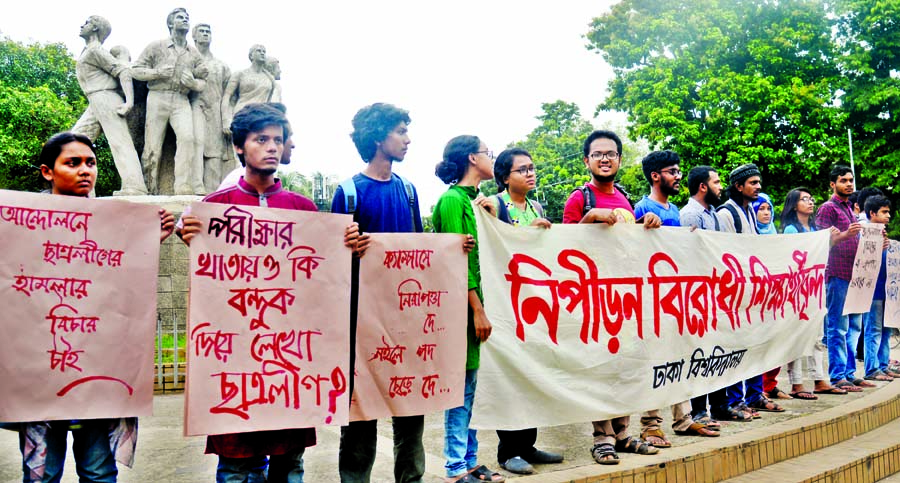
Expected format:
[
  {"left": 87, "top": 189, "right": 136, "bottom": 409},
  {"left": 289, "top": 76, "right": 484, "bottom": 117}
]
[
  {"left": 633, "top": 150, "right": 682, "bottom": 227},
  {"left": 634, "top": 151, "right": 718, "bottom": 444},
  {"left": 331, "top": 103, "right": 425, "bottom": 483}
]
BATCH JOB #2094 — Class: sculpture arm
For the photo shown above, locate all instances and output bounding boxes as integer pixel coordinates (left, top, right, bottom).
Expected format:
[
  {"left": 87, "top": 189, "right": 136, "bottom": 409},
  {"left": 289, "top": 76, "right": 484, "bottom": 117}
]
[
  {"left": 116, "top": 69, "right": 135, "bottom": 116},
  {"left": 221, "top": 73, "right": 240, "bottom": 135}
]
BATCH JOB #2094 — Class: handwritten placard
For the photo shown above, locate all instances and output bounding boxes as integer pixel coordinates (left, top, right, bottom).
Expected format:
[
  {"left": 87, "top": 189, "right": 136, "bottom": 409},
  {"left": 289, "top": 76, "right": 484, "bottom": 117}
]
[
  {"left": 350, "top": 233, "right": 467, "bottom": 421},
  {"left": 844, "top": 223, "right": 885, "bottom": 315},
  {"left": 0, "top": 189, "right": 159, "bottom": 422},
  {"left": 184, "top": 202, "right": 352, "bottom": 436},
  {"left": 471, "top": 207, "right": 830, "bottom": 430},
  {"left": 885, "top": 240, "right": 900, "bottom": 329}
]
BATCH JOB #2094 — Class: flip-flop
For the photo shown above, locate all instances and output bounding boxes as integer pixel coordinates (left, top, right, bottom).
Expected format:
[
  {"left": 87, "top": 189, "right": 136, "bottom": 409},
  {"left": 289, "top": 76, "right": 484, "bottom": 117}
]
[
  {"left": 834, "top": 381, "right": 863, "bottom": 392},
  {"left": 813, "top": 386, "right": 847, "bottom": 395},
  {"left": 789, "top": 391, "right": 819, "bottom": 400},
  {"left": 468, "top": 465, "right": 505, "bottom": 482}
]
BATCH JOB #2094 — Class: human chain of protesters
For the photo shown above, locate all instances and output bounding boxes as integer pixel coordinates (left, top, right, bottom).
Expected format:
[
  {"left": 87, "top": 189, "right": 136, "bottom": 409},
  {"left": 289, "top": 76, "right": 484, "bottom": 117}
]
[{"left": 1, "top": 97, "right": 897, "bottom": 483}]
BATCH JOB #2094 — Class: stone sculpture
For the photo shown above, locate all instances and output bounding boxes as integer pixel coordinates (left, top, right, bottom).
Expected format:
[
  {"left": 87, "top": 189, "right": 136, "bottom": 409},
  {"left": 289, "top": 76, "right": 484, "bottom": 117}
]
[
  {"left": 132, "top": 7, "right": 207, "bottom": 195},
  {"left": 71, "top": 15, "right": 148, "bottom": 196},
  {"left": 190, "top": 23, "right": 232, "bottom": 193},
  {"left": 222, "top": 45, "right": 280, "bottom": 136}
]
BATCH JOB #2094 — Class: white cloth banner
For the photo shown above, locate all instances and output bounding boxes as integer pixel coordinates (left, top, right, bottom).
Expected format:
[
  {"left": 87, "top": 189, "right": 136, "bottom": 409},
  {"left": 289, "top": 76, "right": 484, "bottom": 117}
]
[
  {"left": 472, "top": 208, "right": 830, "bottom": 430},
  {"left": 885, "top": 240, "right": 900, "bottom": 329}
]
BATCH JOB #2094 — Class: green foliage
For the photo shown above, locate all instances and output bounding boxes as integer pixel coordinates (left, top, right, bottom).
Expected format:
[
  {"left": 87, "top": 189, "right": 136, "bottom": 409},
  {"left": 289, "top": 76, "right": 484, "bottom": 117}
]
[
  {"left": 586, "top": 0, "right": 847, "bottom": 210},
  {"left": 0, "top": 37, "right": 119, "bottom": 196},
  {"left": 834, "top": 0, "right": 900, "bottom": 236}
]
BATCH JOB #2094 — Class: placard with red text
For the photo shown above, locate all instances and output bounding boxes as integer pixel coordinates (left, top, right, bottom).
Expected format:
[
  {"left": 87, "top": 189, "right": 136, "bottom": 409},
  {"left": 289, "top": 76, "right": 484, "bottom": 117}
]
[
  {"left": 350, "top": 233, "right": 467, "bottom": 421},
  {"left": 0, "top": 190, "right": 159, "bottom": 422},
  {"left": 472, "top": 207, "right": 830, "bottom": 430},
  {"left": 185, "top": 202, "right": 352, "bottom": 436}
]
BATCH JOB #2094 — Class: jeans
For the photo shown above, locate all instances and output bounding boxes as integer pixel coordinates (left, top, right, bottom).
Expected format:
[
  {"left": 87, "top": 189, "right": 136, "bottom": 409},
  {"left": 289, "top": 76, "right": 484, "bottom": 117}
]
[
  {"left": 19, "top": 420, "right": 117, "bottom": 483},
  {"left": 216, "top": 450, "right": 305, "bottom": 483},
  {"left": 826, "top": 278, "right": 857, "bottom": 383},
  {"left": 726, "top": 374, "right": 763, "bottom": 407},
  {"left": 846, "top": 312, "right": 864, "bottom": 381},
  {"left": 444, "top": 369, "right": 478, "bottom": 477},
  {"left": 864, "top": 300, "right": 892, "bottom": 376},
  {"left": 338, "top": 416, "right": 425, "bottom": 483}
]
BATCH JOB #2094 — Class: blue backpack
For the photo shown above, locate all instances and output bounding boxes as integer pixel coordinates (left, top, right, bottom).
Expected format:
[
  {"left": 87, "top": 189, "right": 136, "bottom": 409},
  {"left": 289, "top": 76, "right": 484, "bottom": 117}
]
[{"left": 338, "top": 174, "right": 418, "bottom": 232}]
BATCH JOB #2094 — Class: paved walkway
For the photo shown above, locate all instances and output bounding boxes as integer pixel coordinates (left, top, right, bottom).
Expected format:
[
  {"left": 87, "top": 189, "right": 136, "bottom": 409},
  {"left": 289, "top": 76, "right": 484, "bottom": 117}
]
[{"left": 0, "top": 364, "right": 893, "bottom": 482}]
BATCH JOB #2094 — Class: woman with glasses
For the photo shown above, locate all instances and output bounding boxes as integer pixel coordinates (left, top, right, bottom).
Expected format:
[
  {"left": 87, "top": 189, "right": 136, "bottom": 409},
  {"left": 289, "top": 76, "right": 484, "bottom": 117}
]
[
  {"left": 779, "top": 188, "right": 847, "bottom": 397},
  {"left": 433, "top": 135, "right": 505, "bottom": 483},
  {"left": 480, "top": 148, "right": 560, "bottom": 476},
  {"left": 486, "top": 148, "right": 551, "bottom": 229}
]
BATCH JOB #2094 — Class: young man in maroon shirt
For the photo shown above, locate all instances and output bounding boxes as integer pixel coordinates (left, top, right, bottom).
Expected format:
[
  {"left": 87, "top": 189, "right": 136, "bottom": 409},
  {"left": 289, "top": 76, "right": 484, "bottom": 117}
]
[{"left": 179, "top": 103, "right": 366, "bottom": 482}]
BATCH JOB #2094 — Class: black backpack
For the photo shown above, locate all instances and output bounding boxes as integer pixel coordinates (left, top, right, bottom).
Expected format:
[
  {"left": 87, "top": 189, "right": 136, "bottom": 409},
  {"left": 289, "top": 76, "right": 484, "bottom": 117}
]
[
  {"left": 579, "top": 183, "right": 635, "bottom": 216},
  {"left": 716, "top": 203, "right": 743, "bottom": 233}
]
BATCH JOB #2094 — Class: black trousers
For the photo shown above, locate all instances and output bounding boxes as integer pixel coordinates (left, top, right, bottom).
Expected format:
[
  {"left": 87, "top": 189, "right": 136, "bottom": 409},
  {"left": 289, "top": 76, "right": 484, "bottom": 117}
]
[{"left": 496, "top": 428, "right": 538, "bottom": 463}]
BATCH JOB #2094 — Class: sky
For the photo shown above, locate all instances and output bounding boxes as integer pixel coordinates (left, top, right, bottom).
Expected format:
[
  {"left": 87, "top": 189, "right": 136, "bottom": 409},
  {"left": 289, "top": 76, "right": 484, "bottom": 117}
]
[{"left": 2, "top": 0, "right": 622, "bottom": 211}]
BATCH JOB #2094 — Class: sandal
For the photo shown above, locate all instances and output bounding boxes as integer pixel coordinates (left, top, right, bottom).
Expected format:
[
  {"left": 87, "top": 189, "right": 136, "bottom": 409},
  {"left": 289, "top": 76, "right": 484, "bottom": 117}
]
[
  {"left": 767, "top": 388, "right": 793, "bottom": 399},
  {"left": 615, "top": 436, "right": 660, "bottom": 455},
  {"left": 813, "top": 386, "right": 847, "bottom": 395},
  {"left": 852, "top": 378, "right": 876, "bottom": 388},
  {"left": 865, "top": 372, "right": 893, "bottom": 382},
  {"left": 695, "top": 416, "right": 721, "bottom": 431},
  {"left": 674, "top": 422, "right": 720, "bottom": 437},
  {"left": 834, "top": 380, "right": 864, "bottom": 392},
  {"left": 737, "top": 402, "right": 761, "bottom": 419},
  {"left": 468, "top": 465, "right": 505, "bottom": 482},
  {"left": 711, "top": 406, "right": 752, "bottom": 422},
  {"left": 590, "top": 442, "right": 620, "bottom": 465},
  {"left": 747, "top": 398, "right": 785, "bottom": 412},
  {"left": 641, "top": 428, "right": 672, "bottom": 448},
  {"left": 789, "top": 391, "right": 819, "bottom": 400}
]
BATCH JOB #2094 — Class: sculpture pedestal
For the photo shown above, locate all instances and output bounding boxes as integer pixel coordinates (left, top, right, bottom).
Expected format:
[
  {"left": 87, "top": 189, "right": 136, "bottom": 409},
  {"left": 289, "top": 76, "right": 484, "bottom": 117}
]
[{"left": 105, "top": 194, "right": 200, "bottom": 331}]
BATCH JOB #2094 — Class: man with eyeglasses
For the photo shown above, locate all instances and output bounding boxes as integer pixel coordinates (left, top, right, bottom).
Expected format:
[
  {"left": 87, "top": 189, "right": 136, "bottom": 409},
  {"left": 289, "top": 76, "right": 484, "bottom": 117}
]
[
  {"left": 562, "top": 130, "right": 663, "bottom": 466},
  {"left": 632, "top": 151, "right": 720, "bottom": 446}
]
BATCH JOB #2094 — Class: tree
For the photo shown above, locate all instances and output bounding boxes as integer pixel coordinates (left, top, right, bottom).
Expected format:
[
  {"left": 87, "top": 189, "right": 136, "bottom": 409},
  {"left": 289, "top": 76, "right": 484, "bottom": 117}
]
[
  {"left": 835, "top": 0, "right": 900, "bottom": 191},
  {"left": 0, "top": 37, "right": 119, "bottom": 195},
  {"left": 586, "top": 0, "right": 848, "bottom": 208},
  {"left": 489, "top": 100, "right": 647, "bottom": 223}
]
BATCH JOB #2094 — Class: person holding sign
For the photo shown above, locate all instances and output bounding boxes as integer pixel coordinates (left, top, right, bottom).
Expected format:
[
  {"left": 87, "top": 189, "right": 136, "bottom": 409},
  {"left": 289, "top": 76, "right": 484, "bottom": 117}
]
[
  {"left": 16, "top": 131, "right": 174, "bottom": 483},
  {"left": 433, "top": 135, "right": 505, "bottom": 483},
  {"left": 778, "top": 188, "right": 846, "bottom": 398},
  {"left": 178, "top": 103, "right": 366, "bottom": 483},
  {"left": 862, "top": 196, "right": 897, "bottom": 382},
  {"left": 561, "top": 130, "right": 662, "bottom": 466},
  {"left": 478, "top": 148, "right": 562, "bottom": 476},
  {"left": 816, "top": 166, "right": 868, "bottom": 392}
]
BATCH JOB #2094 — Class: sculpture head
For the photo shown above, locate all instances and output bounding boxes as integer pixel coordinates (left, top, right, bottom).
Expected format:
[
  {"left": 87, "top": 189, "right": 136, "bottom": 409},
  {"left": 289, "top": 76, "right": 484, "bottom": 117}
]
[
  {"left": 265, "top": 57, "right": 281, "bottom": 80},
  {"left": 231, "top": 103, "right": 289, "bottom": 168},
  {"left": 248, "top": 44, "right": 267, "bottom": 64},
  {"left": 80, "top": 16, "right": 112, "bottom": 43},
  {"left": 166, "top": 8, "right": 190, "bottom": 35},
  {"left": 109, "top": 45, "right": 131, "bottom": 62},
  {"left": 192, "top": 23, "right": 212, "bottom": 45}
]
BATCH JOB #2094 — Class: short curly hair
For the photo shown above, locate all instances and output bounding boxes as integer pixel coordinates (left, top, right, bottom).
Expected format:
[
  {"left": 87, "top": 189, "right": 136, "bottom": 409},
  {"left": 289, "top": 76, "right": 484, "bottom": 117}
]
[{"left": 350, "top": 103, "right": 411, "bottom": 162}]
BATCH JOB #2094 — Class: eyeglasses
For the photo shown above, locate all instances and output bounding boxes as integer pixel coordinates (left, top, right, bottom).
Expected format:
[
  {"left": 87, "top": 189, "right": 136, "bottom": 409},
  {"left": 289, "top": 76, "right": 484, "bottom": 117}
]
[
  {"left": 658, "top": 168, "right": 682, "bottom": 176},
  {"left": 800, "top": 196, "right": 816, "bottom": 203},
  {"left": 512, "top": 165, "right": 536, "bottom": 176},
  {"left": 475, "top": 150, "right": 494, "bottom": 160},
  {"left": 589, "top": 151, "right": 620, "bottom": 161}
]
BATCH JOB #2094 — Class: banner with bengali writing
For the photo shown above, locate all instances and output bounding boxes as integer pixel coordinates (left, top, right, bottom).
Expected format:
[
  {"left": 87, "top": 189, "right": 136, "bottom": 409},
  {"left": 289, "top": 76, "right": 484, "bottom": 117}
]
[
  {"left": 184, "top": 202, "right": 352, "bottom": 436},
  {"left": 350, "top": 233, "right": 467, "bottom": 421},
  {"left": 0, "top": 189, "right": 160, "bottom": 422},
  {"left": 843, "top": 223, "right": 885, "bottom": 315},
  {"left": 885, "top": 240, "right": 900, "bottom": 329},
  {"left": 471, "top": 207, "right": 830, "bottom": 430}
]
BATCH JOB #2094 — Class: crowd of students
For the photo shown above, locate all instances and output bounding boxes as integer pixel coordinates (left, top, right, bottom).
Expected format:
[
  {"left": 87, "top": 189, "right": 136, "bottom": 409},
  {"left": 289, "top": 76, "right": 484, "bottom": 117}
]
[{"left": 10, "top": 101, "right": 897, "bottom": 483}]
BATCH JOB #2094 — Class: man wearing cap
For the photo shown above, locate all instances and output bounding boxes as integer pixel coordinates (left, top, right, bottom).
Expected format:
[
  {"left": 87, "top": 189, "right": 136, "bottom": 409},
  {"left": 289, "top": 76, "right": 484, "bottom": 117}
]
[{"left": 712, "top": 164, "right": 785, "bottom": 422}]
